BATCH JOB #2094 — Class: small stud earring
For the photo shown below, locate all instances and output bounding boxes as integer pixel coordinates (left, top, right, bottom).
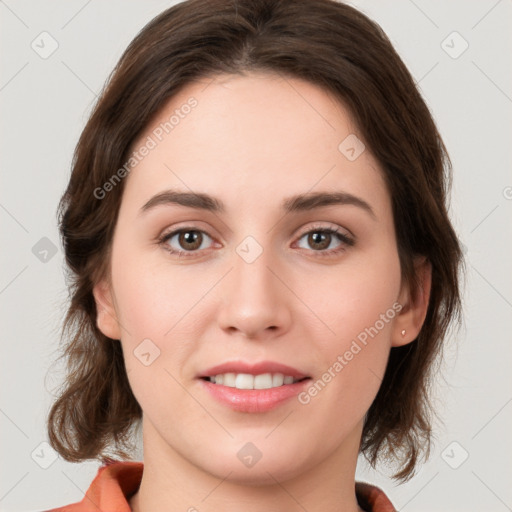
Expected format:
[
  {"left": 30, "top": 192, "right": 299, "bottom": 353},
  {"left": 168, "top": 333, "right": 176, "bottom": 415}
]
[{"left": 401, "top": 329, "right": 406, "bottom": 337}]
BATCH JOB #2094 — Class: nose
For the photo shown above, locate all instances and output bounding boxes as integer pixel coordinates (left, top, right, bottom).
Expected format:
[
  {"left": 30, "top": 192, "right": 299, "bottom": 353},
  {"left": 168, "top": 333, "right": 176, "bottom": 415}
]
[{"left": 216, "top": 245, "right": 292, "bottom": 340}]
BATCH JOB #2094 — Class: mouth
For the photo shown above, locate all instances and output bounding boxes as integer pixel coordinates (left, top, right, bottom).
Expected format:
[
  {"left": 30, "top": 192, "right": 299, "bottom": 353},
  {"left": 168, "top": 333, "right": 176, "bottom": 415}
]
[
  {"left": 200, "top": 373, "right": 310, "bottom": 390},
  {"left": 198, "top": 360, "right": 312, "bottom": 391}
]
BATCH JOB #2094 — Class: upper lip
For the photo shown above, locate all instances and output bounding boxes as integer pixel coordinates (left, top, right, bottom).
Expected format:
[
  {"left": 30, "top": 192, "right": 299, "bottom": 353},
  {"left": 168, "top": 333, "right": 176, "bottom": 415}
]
[{"left": 199, "top": 360, "right": 309, "bottom": 379}]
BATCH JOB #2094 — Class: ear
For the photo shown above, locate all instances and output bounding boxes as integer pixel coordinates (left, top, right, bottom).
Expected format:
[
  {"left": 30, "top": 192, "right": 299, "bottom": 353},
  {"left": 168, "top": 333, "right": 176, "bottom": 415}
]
[
  {"left": 92, "top": 279, "right": 122, "bottom": 340},
  {"left": 392, "top": 257, "right": 432, "bottom": 347}
]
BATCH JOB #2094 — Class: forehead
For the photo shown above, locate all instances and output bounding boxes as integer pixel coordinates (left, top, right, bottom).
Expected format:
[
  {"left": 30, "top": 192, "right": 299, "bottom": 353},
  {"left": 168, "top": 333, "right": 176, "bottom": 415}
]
[{"left": 123, "top": 71, "right": 389, "bottom": 216}]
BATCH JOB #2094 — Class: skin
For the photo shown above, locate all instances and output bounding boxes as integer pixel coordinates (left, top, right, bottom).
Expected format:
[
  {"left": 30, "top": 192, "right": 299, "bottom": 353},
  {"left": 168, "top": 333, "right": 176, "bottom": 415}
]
[{"left": 94, "top": 71, "right": 431, "bottom": 512}]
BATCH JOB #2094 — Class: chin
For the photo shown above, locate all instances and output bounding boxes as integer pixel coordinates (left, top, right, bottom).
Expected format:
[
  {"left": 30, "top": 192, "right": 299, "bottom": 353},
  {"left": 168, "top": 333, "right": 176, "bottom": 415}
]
[
  {"left": 203, "top": 456, "right": 307, "bottom": 487},
  {"left": 185, "top": 435, "right": 319, "bottom": 486}
]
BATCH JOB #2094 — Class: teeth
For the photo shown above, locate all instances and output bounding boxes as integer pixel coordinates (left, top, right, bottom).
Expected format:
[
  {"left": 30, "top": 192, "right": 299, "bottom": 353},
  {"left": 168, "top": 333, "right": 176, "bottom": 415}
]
[
  {"left": 208, "top": 372, "right": 303, "bottom": 389},
  {"left": 235, "top": 373, "right": 254, "bottom": 389},
  {"left": 272, "top": 373, "right": 284, "bottom": 387},
  {"left": 254, "top": 374, "right": 273, "bottom": 389},
  {"left": 223, "top": 373, "right": 236, "bottom": 387}
]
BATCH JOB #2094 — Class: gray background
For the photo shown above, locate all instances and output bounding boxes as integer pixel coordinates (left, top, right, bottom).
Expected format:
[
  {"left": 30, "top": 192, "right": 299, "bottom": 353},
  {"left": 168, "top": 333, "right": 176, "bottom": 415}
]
[{"left": 1, "top": 1, "right": 511, "bottom": 511}]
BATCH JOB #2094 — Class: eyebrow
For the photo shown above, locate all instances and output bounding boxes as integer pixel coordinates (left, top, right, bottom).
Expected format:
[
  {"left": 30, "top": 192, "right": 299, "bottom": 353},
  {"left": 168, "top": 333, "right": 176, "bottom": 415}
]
[{"left": 140, "top": 189, "right": 376, "bottom": 219}]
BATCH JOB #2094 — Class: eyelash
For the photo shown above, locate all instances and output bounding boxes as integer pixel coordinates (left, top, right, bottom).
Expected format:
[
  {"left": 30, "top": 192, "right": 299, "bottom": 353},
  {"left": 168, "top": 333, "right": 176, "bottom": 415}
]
[{"left": 157, "top": 224, "right": 355, "bottom": 259}]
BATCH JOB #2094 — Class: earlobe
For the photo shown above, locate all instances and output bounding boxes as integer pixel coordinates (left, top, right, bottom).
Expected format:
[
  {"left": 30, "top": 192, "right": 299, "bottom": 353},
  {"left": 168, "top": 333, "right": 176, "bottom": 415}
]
[
  {"left": 92, "top": 279, "right": 122, "bottom": 340},
  {"left": 392, "top": 257, "right": 432, "bottom": 347}
]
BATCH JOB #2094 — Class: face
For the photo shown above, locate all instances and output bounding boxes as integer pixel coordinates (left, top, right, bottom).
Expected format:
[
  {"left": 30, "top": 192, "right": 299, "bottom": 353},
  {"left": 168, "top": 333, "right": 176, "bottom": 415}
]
[{"left": 95, "top": 71, "right": 422, "bottom": 484}]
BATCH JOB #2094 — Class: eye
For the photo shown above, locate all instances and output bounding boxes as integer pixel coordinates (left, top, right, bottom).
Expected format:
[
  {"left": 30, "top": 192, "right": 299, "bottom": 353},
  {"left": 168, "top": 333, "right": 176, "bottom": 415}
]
[
  {"left": 295, "top": 225, "right": 354, "bottom": 257},
  {"left": 158, "top": 224, "right": 354, "bottom": 259},
  {"left": 159, "top": 228, "right": 214, "bottom": 257}
]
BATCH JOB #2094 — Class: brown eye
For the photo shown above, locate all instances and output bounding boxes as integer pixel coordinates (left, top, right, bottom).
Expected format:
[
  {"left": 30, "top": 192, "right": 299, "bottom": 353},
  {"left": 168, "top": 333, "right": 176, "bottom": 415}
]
[
  {"left": 295, "top": 226, "right": 354, "bottom": 258},
  {"left": 177, "top": 230, "right": 203, "bottom": 250},
  {"left": 160, "top": 229, "right": 214, "bottom": 256},
  {"left": 306, "top": 231, "right": 332, "bottom": 251}
]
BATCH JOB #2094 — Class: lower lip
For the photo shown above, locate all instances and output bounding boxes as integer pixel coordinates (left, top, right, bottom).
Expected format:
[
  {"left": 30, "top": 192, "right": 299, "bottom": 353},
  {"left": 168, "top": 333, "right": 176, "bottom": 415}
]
[{"left": 199, "top": 378, "right": 310, "bottom": 413}]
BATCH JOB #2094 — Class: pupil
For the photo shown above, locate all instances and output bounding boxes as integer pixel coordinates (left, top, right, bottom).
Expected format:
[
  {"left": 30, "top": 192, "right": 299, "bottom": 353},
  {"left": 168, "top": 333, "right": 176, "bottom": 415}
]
[
  {"left": 181, "top": 231, "right": 201, "bottom": 249},
  {"left": 310, "top": 232, "right": 329, "bottom": 250}
]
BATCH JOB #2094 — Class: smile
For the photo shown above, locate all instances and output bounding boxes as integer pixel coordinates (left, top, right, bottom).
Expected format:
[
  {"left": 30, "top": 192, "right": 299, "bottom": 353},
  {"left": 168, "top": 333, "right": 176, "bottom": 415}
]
[{"left": 203, "top": 372, "right": 307, "bottom": 389}]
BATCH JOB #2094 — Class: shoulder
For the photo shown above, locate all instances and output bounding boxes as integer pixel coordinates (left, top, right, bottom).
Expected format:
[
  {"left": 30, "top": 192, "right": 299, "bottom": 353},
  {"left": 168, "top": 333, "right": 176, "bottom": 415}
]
[
  {"left": 355, "top": 481, "right": 397, "bottom": 512},
  {"left": 43, "top": 461, "right": 144, "bottom": 512}
]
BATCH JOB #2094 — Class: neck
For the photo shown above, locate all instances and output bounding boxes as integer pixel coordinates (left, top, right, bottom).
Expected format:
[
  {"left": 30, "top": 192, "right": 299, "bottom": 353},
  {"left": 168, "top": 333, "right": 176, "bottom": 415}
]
[{"left": 130, "top": 419, "right": 365, "bottom": 512}]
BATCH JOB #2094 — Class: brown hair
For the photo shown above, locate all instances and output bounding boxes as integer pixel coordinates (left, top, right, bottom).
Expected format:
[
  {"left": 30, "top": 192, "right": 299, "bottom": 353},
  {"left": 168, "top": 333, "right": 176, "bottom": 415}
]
[{"left": 47, "top": 0, "right": 463, "bottom": 481}]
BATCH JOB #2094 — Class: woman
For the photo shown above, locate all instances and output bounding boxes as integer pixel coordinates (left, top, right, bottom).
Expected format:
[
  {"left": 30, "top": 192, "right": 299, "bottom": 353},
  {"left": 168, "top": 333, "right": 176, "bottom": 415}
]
[{"left": 46, "top": 0, "right": 463, "bottom": 510}]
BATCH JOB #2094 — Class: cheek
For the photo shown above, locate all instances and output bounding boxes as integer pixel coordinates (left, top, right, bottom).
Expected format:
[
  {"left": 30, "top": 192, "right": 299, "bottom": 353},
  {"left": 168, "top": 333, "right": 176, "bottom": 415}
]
[
  {"left": 110, "top": 254, "right": 201, "bottom": 433},
  {"left": 305, "top": 246, "right": 401, "bottom": 348},
  {"left": 110, "top": 245, "right": 203, "bottom": 340},
  {"left": 296, "top": 247, "right": 401, "bottom": 408},
  {"left": 109, "top": 245, "right": 214, "bottom": 400}
]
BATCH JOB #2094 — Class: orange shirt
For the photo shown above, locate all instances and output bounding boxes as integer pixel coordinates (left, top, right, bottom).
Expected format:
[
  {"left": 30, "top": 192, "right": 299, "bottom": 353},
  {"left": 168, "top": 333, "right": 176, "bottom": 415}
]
[{"left": 45, "top": 460, "right": 396, "bottom": 512}]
